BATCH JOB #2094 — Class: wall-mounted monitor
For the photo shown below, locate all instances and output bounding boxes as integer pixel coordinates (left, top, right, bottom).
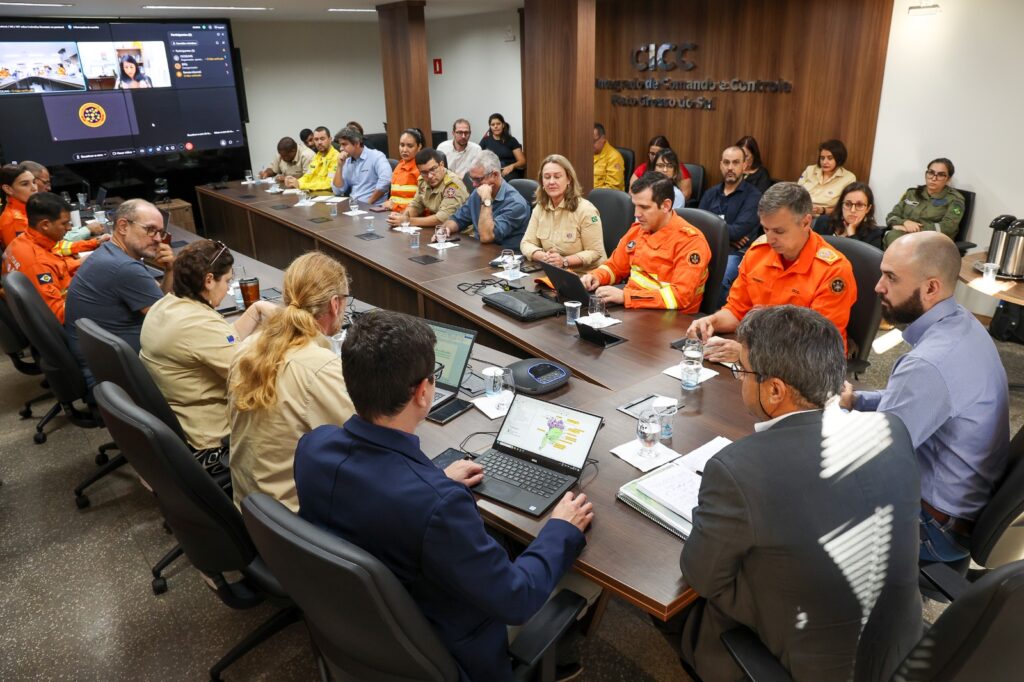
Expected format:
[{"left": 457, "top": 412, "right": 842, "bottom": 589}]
[{"left": 0, "top": 18, "right": 246, "bottom": 166}]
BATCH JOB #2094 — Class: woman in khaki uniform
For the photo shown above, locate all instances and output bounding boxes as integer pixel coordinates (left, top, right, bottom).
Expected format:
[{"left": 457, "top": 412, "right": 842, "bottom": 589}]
[
  {"left": 884, "top": 157, "right": 965, "bottom": 248},
  {"left": 520, "top": 154, "right": 607, "bottom": 274}
]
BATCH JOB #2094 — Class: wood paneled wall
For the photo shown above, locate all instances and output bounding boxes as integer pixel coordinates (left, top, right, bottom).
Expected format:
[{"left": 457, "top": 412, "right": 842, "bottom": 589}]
[
  {"left": 591, "top": 0, "right": 894, "bottom": 188},
  {"left": 376, "top": 0, "right": 431, "bottom": 159}
]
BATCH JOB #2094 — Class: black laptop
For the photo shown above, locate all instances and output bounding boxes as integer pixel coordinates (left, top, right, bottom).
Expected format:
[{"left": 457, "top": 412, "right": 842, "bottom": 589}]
[
  {"left": 472, "top": 394, "right": 603, "bottom": 516},
  {"left": 427, "top": 320, "right": 477, "bottom": 412}
]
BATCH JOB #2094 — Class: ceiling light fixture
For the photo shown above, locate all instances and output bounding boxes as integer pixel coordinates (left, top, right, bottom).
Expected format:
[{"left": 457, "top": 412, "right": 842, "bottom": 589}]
[
  {"left": 327, "top": 8, "right": 376, "bottom": 12},
  {"left": 142, "top": 5, "right": 273, "bottom": 10},
  {"left": 0, "top": 2, "right": 76, "bottom": 6},
  {"left": 907, "top": 1, "right": 940, "bottom": 16}
]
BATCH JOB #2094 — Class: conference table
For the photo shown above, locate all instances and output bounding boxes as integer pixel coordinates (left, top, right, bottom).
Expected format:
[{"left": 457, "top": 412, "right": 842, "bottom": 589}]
[
  {"left": 959, "top": 251, "right": 1024, "bottom": 306},
  {"left": 192, "top": 181, "right": 761, "bottom": 621}
]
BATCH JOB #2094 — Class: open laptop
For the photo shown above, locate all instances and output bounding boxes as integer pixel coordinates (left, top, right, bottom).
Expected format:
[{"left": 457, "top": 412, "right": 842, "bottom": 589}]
[
  {"left": 538, "top": 261, "right": 621, "bottom": 307},
  {"left": 472, "top": 394, "right": 603, "bottom": 516},
  {"left": 427, "top": 320, "right": 477, "bottom": 411}
]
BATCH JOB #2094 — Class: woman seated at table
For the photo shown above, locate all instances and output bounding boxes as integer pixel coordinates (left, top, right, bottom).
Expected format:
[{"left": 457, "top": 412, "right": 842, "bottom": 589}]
[
  {"left": 382, "top": 128, "right": 424, "bottom": 212},
  {"left": 520, "top": 154, "right": 606, "bottom": 274},
  {"left": 736, "top": 134, "right": 773, "bottom": 193},
  {"left": 140, "top": 240, "right": 274, "bottom": 471},
  {"left": 629, "top": 134, "right": 692, "bottom": 199},
  {"left": 0, "top": 162, "right": 36, "bottom": 249},
  {"left": 883, "top": 157, "right": 965, "bottom": 248},
  {"left": 480, "top": 113, "right": 526, "bottom": 179},
  {"left": 812, "top": 182, "right": 886, "bottom": 250},
  {"left": 652, "top": 149, "right": 687, "bottom": 209},
  {"left": 228, "top": 251, "right": 354, "bottom": 512},
  {"left": 797, "top": 139, "right": 856, "bottom": 216}
]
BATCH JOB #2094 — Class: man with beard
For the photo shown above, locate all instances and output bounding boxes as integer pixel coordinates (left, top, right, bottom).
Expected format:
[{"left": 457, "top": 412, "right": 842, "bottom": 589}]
[{"left": 841, "top": 232, "right": 1009, "bottom": 564}]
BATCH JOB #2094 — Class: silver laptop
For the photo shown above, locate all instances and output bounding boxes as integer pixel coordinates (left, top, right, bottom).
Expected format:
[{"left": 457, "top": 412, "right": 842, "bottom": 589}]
[{"left": 428, "top": 321, "right": 477, "bottom": 410}]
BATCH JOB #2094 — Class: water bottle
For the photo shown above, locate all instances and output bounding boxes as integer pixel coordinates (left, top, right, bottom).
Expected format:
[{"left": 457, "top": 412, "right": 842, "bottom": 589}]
[{"left": 231, "top": 281, "right": 243, "bottom": 309}]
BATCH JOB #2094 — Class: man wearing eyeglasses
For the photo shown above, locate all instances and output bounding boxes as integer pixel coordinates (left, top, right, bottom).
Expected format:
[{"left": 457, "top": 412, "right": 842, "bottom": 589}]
[
  {"left": 436, "top": 118, "right": 481, "bottom": 178},
  {"left": 436, "top": 150, "right": 531, "bottom": 249},
  {"left": 675, "top": 305, "right": 921, "bottom": 682},
  {"left": 386, "top": 149, "right": 468, "bottom": 229},
  {"left": 65, "top": 198, "right": 174, "bottom": 383}
]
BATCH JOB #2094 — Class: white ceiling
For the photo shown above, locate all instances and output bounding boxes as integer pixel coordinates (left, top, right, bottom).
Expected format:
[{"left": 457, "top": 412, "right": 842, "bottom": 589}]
[{"left": 0, "top": 0, "right": 523, "bottom": 22}]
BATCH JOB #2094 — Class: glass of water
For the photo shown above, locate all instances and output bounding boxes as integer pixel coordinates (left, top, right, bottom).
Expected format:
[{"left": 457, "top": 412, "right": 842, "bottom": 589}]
[
  {"left": 435, "top": 225, "right": 448, "bottom": 246},
  {"left": 636, "top": 407, "right": 661, "bottom": 458},
  {"left": 364, "top": 215, "right": 376, "bottom": 232},
  {"left": 588, "top": 294, "right": 606, "bottom": 318},
  {"left": 496, "top": 368, "right": 516, "bottom": 414},
  {"left": 299, "top": 190, "right": 309, "bottom": 204},
  {"left": 500, "top": 249, "right": 519, "bottom": 279},
  {"left": 244, "top": 169, "right": 254, "bottom": 184},
  {"left": 680, "top": 338, "right": 704, "bottom": 390}
]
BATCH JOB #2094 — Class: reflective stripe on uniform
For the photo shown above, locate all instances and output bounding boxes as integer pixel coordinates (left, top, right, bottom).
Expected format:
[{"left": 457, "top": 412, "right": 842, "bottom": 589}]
[{"left": 629, "top": 265, "right": 679, "bottom": 309}]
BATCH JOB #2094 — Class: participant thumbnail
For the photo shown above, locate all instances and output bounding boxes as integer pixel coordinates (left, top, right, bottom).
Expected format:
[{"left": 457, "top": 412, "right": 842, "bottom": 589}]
[
  {"left": 0, "top": 42, "right": 86, "bottom": 94},
  {"left": 79, "top": 41, "right": 172, "bottom": 90},
  {"left": 42, "top": 90, "right": 140, "bottom": 142}
]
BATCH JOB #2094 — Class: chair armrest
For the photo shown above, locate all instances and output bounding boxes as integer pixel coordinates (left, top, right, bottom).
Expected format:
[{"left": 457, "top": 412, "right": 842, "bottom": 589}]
[
  {"left": 508, "top": 589, "right": 586, "bottom": 670},
  {"left": 920, "top": 562, "right": 970, "bottom": 601},
  {"left": 720, "top": 627, "right": 794, "bottom": 682}
]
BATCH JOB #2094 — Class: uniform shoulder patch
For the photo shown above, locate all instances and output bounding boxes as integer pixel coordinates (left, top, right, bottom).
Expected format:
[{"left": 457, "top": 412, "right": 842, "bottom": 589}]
[
  {"left": 590, "top": 215, "right": 599, "bottom": 223},
  {"left": 36, "top": 272, "right": 53, "bottom": 284},
  {"left": 830, "top": 278, "right": 846, "bottom": 293},
  {"left": 687, "top": 251, "right": 702, "bottom": 265},
  {"left": 749, "top": 234, "right": 769, "bottom": 247},
  {"left": 951, "top": 203, "right": 964, "bottom": 216},
  {"left": 815, "top": 247, "right": 839, "bottom": 264},
  {"left": 443, "top": 186, "right": 457, "bottom": 199},
  {"left": 626, "top": 240, "right": 636, "bottom": 251}
]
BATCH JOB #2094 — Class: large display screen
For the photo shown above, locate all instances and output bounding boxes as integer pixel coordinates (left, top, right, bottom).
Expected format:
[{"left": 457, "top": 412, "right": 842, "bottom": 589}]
[{"left": 0, "top": 18, "right": 245, "bottom": 166}]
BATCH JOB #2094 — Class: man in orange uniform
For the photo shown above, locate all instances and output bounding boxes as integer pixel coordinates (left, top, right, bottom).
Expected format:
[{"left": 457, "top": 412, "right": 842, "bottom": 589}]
[
  {"left": 582, "top": 173, "right": 710, "bottom": 311},
  {"left": 2, "top": 192, "right": 106, "bottom": 322},
  {"left": 688, "top": 182, "right": 856, "bottom": 362}
]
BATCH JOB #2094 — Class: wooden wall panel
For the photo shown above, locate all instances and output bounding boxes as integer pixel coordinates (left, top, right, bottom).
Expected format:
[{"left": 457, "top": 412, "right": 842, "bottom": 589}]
[
  {"left": 376, "top": 1, "right": 432, "bottom": 159},
  {"left": 593, "top": 0, "right": 894, "bottom": 187}
]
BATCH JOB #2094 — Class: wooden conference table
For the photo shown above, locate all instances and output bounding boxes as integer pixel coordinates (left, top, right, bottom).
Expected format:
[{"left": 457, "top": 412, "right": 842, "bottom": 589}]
[
  {"left": 192, "top": 182, "right": 760, "bottom": 620},
  {"left": 959, "top": 251, "right": 1024, "bottom": 306}
]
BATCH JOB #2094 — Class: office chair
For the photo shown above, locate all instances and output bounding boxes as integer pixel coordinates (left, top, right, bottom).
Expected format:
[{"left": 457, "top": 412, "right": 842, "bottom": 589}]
[
  {"left": 2, "top": 271, "right": 117, "bottom": 507},
  {"left": 614, "top": 146, "right": 635, "bottom": 182},
  {"left": 588, "top": 188, "right": 633, "bottom": 251},
  {"left": 0, "top": 294, "right": 54, "bottom": 421},
  {"left": 363, "top": 132, "right": 388, "bottom": 153},
  {"left": 509, "top": 178, "right": 538, "bottom": 205},
  {"left": 675, "top": 208, "right": 730, "bottom": 314},
  {"left": 720, "top": 560, "right": 1024, "bottom": 682},
  {"left": 93, "top": 382, "right": 300, "bottom": 681},
  {"left": 241, "top": 492, "right": 586, "bottom": 682},
  {"left": 684, "top": 163, "right": 705, "bottom": 207},
  {"left": 387, "top": 157, "right": 399, "bottom": 171},
  {"left": 953, "top": 188, "right": 977, "bottom": 256},
  {"left": 822, "top": 235, "right": 883, "bottom": 377}
]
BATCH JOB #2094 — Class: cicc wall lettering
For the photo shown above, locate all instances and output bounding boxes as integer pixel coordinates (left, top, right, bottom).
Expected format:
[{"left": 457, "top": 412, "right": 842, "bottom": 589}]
[{"left": 596, "top": 42, "right": 793, "bottom": 111}]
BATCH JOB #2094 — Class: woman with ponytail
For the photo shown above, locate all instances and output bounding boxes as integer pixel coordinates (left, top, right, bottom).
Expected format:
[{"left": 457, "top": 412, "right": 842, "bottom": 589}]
[{"left": 228, "top": 251, "right": 354, "bottom": 511}]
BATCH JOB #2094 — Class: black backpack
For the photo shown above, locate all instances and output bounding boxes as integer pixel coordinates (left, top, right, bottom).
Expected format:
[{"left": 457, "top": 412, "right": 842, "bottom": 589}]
[{"left": 989, "top": 300, "right": 1024, "bottom": 344}]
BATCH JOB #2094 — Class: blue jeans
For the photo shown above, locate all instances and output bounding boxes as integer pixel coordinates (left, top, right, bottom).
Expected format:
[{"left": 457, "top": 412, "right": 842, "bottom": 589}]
[
  {"left": 720, "top": 253, "right": 742, "bottom": 304},
  {"left": 919, "top": 509, "right": 970, "bottom": 563}
]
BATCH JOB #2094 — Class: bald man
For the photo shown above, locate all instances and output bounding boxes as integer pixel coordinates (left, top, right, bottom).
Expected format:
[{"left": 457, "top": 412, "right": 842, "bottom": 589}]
[{"left": 840, "top": 232, "right": 1009, "bottom": 564}]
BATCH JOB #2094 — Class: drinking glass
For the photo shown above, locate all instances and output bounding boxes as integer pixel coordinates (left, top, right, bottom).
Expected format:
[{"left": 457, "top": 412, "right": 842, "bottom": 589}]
[
  {"left": 680, "top": 338, "right": 704, "bottom": 390},
  {"left": 495, "top": 368, "right": 516, "bottom": 414},
  {"left": 329, "top": 203, "right": 338, "bottom": 218},
  {"left": 435, "top": 225, "right": 448, "bottom": 246},
  {"left": 299, "top": 190, "right": 309, "bottom": 204},
  {"left": 564, "top": 300, "right": 581, "bottom": 326},
  {"left": 409, "top": 229, "right": 421, "bottom": 249},
  {"left": 76, "top": 192, "right": 88, "bottom": 207},
  {"left": 244, "top": 169, "right": 254, "bottom": 184},
  {"left": 636, "top": 408, "right": 661, "bottom": 458},
  {"left": 364, "top": 215, "right": 376, "bottom": 232},
  {"left": 483, "top": 366, "right": 504, "bottom": 397},
  {"left": 500, "top": 249, "right": 518, "bottom": 278},
  {"left": 588, "top": 294, "right": 606, "bottom": 318}
]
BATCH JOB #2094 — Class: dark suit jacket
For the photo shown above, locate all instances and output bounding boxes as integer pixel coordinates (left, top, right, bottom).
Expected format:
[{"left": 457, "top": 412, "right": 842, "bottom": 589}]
[
  {"left": 294, "top": 415, "right": 585, "bottom": 682},
  {"left": 681, "top": 409, "right": 922, "bottom": 682}
]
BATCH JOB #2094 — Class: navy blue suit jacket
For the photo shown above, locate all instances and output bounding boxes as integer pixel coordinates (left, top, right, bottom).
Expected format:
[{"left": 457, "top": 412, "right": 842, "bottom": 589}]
[{"left": 294, "top": 415, "right": 586, "bottom": 681}]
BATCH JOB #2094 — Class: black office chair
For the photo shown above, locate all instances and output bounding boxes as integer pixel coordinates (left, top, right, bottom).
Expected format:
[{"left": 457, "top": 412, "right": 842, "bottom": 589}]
[
  {"left": 675, "top": 208, "right": 730, "bottom": 314},
  {"left": 684, "top": 163, "right": 705, "bottom": 207},
  {"left": 614, "top": 146, "right": 635, "bottom": 182},
  {"left": 0, "top": 295, "right": 54, "bottom": 421},
  {"left": 822, "top": 235, "right": 883, "bottom": 377},
  {"left": 2, "top": 271, "right": 117, "bottom": 506},
  {"left": 953, "top": 188, "right": 977, "bottom": 256},
  {"left": 509, "top": 178, "right": 538, "bottom": 205},
  {"left": 93, "top": 382, "right": 300, "bottom": 681},
  {"left": 721, "top": 560, "right": 1024, "bottom": 682},
  {"left": 463, "top": 171, "right": 476, "bottom": 195},
  {"left": 241, "top": 492, "right": 586, "bottom": 682},
  {"left": 588, "top": 188, "right": 634, "bottom": 251},
  {"left": 363, "top": 132, "right": 388, "bottom": 153},
  {"left": 387, "top": 157, "right": 399, "bottom": 171}
]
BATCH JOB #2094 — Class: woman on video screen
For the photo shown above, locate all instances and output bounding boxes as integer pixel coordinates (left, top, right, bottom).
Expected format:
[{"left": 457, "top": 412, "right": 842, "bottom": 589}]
[{"left": 116, "top": 54, "right": 152, "bottom": 89}]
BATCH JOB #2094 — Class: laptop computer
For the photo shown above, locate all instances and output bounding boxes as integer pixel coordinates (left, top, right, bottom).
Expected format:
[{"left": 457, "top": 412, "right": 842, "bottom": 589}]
[
  {"left": 472, "top": 394, "right": 603, "bottom": 516},
  {"left": 538, "top": 261, "right": 622, "bottom": 307},
  {"left": 427, "top": 320, "right": 477, "bottom": 411}
]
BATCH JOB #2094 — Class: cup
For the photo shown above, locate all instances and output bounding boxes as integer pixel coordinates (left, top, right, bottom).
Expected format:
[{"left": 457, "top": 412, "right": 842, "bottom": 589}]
[
  {"left": 401, "top": 216, "right": 411, "bottom": 231},
  {"left": 680, "top": 338, "right": 704, "bottom": 391},
  {"left": 636, "top": 407, "right": 661, "bottom": 458},
  {"left": 239, "top": 277, "right": 260, "bottom": 309},
  {"left": 482, "top": 366, "right": 505, "bottom": 397},
  {"left": 588, "top": 294, "right": 606, "bottom": 318},
  {"left": 495, "top": 368, "right": 516, "bottom": 414},
  {"left": 299, "top": 191, "right": 309, "bottom": 204},
  {"left": 76, "top": 192, "right": 87, "bottom": 207},
  {"left": 434, "top": 225, "right": 448, "bottom": 246},
  {"left": 244, "top": 169, "right": 254, "bottom": 184},
  {"left": 409, "top": 228, "right": 421, "bottom": 249},
  {"left": 94, "top": 210, "right": 106, "bottom": 225},
  {"left": 364, "top": 215, "right": 376, "bottom": 232},
  {"left": 70, "top": 210, "right": 82, "bottom": 228},
  {"left": 564, "top": 300, "right": 582, "bottom": 326},
  {"left": 982, "top": 262, "right": 999, "bottom": 284},
  {"left": 329, "top": 203, "right": 338, "bottom": 218},
  {"left": 652, "top": 397, "right": 678, "bottom": 439}
]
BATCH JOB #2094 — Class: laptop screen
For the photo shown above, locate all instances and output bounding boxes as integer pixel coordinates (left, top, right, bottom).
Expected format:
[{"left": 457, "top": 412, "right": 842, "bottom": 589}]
[
  {"left": 496, "top": 395, "right": 602, "bottom": 470},
  {"left": 429, "top": 321, "right": 476, "bottom": 389}
]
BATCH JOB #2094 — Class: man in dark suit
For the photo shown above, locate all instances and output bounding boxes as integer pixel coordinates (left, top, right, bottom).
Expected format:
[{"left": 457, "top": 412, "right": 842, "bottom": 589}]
[
  {"left": 680, "top": 305, "right": 922, "bottom": 681},
  {"left": 293, "top": 310, "right": 594, "bottom": 682}
]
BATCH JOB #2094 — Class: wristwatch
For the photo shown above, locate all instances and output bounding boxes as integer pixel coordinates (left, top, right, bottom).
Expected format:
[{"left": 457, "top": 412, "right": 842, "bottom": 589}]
[
  {"left": 483, "top": 199, "right": 493, "bottom": 207},
  {"left": 562, "top": 257, "right": 569, "bottom": 268}
]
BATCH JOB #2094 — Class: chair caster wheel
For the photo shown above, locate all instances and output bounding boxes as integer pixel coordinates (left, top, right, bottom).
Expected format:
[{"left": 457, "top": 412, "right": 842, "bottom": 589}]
[
  {"left": 75, "top": 495, "right": 90, "bottom": 509},
  {"left": 33, "top": 432, "right": 46, "bottom": 444},
  {"left": 19, "top": 407, "right": 31, "bottom": 418},
  {"left": 95, "top": 452, "right": 109, "bottom": 465},
  {"left": 152, "top": 577, "right": 168, "bottom": 595}
]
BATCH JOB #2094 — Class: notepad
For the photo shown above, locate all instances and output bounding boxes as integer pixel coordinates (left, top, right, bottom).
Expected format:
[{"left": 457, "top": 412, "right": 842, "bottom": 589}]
[{"left": 636, "top": 462, "right": 703, "bottom": 521}]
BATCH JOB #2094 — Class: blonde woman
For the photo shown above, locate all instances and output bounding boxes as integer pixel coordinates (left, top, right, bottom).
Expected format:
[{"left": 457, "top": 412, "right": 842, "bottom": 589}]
[
  {"left": 228, "top": 252, "right": 354, "bottom": 511},
  {"left": 520, "top": 154, "right": 607, "bottom": 274}
]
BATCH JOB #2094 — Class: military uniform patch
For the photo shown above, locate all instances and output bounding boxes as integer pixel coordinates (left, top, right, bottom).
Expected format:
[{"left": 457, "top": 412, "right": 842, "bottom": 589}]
[
  {"left": 591, "top": 215, "right": 599, "bottom": 223},
  {"left": 37, "top": 273, "right": 53, "bottom": 284},
  {"left": 815, "top": 248, "right": 839, "bottom": 264},
  {"left": 830, "top": 278, "right": 845, "bottom": 293},
  {"left": 626, "top": 240, "right": 636, "bottom": 251},
  {"left": 688, "top": 251, "right": 701, "bottom": 265},
  {"left": 952, "top": 204, "right": 963, "bottom": 216},
  {"left": 443, "top": 186, "right": 457, "bottom": 199}
]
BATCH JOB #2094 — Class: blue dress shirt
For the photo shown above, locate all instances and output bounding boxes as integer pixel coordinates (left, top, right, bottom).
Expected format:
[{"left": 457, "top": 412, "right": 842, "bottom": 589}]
[
  {"left": 294, "top": 415, "right": 585, "bottom": 682},
  {"left": 698, "top": 180, "right": 762, "bottom": 249},
  {"left": 450, "top": 180, "right": 532, "bottom": 250},
  {"left": 331, "top": 146, "right": 393, "bottom": 205},
  {"left": 855, "top": 297, "right": 1009, "bottom": 520}
]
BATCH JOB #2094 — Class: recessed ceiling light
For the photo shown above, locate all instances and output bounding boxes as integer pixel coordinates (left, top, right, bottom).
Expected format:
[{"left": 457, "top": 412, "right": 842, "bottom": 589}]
[
  {"left": 0, "top": 2, "right": 76, "bottom": 6},
  {"left": 907, "top": 2, "right": 941, "bottom": 16},
  {"left": 142, "top": 5, "right": 273, "bottom": 10},
  {"left": 327, "top": 8, "right": 375, "bottom": 12}
]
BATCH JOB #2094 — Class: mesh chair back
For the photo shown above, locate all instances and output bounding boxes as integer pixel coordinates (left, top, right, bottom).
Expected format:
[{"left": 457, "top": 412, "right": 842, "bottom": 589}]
[
  {"left": 822, "top": 236, "right": 883, "bottom": 370},
  {"left": 589, "top": 188, "right": 634, "bottom": 251},
  {"left": 509, "top": 178, "right": 538, "bottom": 206},
  {"left": 242, "top": 493, "right": 459, "bottom": 682},
  {"left": 675, "top": 208, "right": 730, "bottom": 313},
  {"left": 93, "top": 381, "right": 255, "bottom": 574},
  {"left": 75, "top": 318, "right": 189, "bottom": 444},
  {"left": 684, "top": 163, "right": 705, "bottom": 205},
  {"left": 614, "top": 146, "right": 635, "bottom": 181},
  {"left": 3, "top": 271, "right": 86, "bottom": 402},
  {"left": 973, "top": 425, "right": 1024, "bottom": 567}
]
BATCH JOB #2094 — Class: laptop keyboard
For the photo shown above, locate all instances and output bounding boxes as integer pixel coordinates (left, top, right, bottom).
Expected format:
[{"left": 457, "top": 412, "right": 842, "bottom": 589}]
[{"left": 477, "top": 450, "right": 570, "bottom": 499}]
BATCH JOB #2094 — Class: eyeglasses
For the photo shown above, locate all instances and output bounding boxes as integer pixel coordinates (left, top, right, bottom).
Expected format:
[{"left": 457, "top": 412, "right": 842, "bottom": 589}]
[
  {"left": 420, "top": 163, "right": 444, "bottom": 177},
  {"left": 654, "top": 163, "right": 674, "bottom": 171},
  {"left": 731, "top": 365, "right": 762, "bottom": 381},
  {"left": 842, "top": 201, "right": 869, "bottom": 211},
  {"left": 925, "top": 169, "right": 949, "bottom": 179},
  {"left": 431, "top": 361, "right": 444, "bottom": 382},
  {"left": 128, "top": 219, "right": 166, "bottom": 239},
  {"left": 208, "top": 240, "right": 228, "bottom": 267},
  {"left": 453, "top": 130, "right": 471, "bottom": 136},
  {"left": 469, "top": 173, "right": 492, "bottom": 185}
]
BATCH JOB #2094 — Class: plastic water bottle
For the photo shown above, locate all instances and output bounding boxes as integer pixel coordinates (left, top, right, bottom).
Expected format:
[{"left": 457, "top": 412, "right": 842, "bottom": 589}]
[{"left": 231, "top": 281, "right": 243, "bottom": 309}]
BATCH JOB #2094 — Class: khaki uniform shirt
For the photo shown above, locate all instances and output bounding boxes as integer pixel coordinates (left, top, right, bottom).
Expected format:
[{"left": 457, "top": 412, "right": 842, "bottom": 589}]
[
  {"left": 406, "top": 169, "right": 469, "bottom": 224},
  {"left": 797, "top": 164, "right": 856, "bottom": 211},
  {"left": 229, "top": 334, "right": 355, "bottom": 512},
  {"left": 140, "top": 294, "right": 237, "bottom": 450},
  {"left": 520, "top": 198, "right": 608, "bottom": 272},
  {"left": 268, "top": 145, "right": 314, "bottom": 179}
]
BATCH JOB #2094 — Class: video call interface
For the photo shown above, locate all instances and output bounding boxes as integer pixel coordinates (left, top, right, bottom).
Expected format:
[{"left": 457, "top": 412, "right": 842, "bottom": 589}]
[{"left": 0, "top": 19, "right": 244, "bottom": 166}]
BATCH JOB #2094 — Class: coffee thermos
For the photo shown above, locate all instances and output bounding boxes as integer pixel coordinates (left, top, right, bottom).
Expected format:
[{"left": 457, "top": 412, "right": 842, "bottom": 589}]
[
  {"left": 999, "top": 219, "right": 1024, "bottom": 278},
  {"left": 987, "top": 214, "right": 1016, "bottom": 271}
]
